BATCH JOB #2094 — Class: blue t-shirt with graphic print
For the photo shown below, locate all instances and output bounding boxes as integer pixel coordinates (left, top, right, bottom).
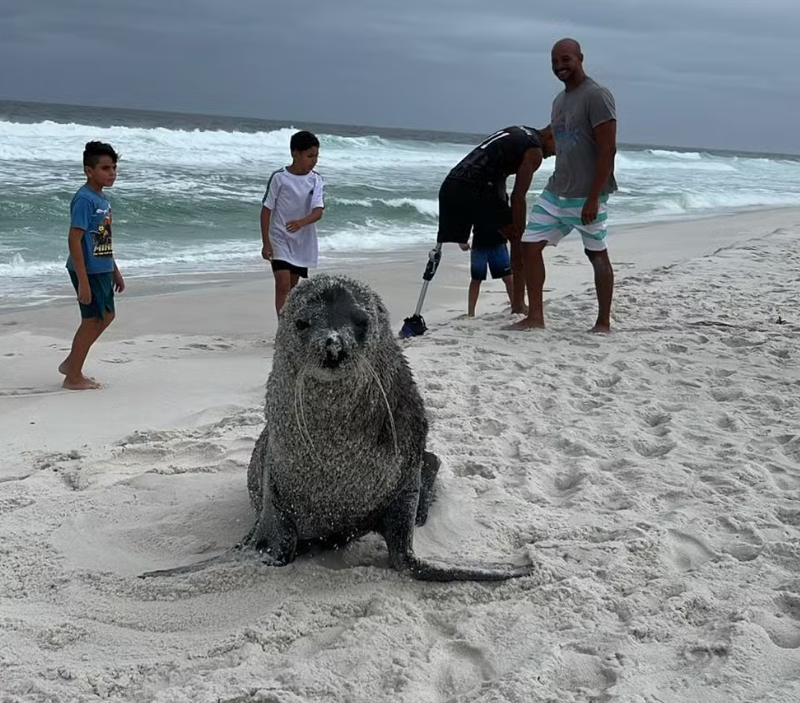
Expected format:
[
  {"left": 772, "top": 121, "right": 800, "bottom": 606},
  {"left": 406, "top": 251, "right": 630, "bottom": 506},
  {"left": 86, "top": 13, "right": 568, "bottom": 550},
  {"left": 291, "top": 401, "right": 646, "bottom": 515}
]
[{"left": 66, "top": 184, "right": 115, "bottom": 274}]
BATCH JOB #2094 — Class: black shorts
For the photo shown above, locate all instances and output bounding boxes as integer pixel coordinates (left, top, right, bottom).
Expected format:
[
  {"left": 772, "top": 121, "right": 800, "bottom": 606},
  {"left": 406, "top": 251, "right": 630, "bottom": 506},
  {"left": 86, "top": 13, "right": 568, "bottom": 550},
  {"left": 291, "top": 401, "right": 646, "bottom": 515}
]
[
  {"left": 271, "top": 259, "right": 308, "bottom": 278},
  {"left": 436, "top": 177, "right": 511, "bottom": 245}
]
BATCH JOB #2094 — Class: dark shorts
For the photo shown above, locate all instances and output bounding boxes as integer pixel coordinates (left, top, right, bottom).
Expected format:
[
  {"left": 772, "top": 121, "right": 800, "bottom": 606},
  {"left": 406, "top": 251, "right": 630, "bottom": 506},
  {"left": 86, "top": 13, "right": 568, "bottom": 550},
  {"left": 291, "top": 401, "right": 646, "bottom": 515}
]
[
  {"left": 437, "top": 177, "right": 511, "bottom": 245},
  {"left": 68, "top": 269, "right": 115, "bottom": 320},
  {"left": 271, "top": 259, "right": 308, "bottom": 278},
  {"left": 470, "top": 244, "right": 512, "bottom": 281}
]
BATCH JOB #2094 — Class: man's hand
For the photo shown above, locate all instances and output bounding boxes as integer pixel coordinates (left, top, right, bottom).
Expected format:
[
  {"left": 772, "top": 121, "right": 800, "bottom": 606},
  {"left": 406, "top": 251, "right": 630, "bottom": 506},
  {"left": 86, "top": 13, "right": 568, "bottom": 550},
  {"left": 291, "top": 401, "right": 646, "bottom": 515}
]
[
  {"left": 581, "top": 197, "right": 600, "bottom": 225},
  {"left": 113, "top": 269, "right": 125, "bottom": 293},
  {"left": 286, "top": 218, "right": 306, "bottom": 233},
  {"left": 261, "top": 243, "right": 274, "bottom": 260},
  {"left": 458, "top": 242, "right": 470, "bottom": 251},
  {"left": 77, "top": 279, "right": 92, "bottom": 305}
]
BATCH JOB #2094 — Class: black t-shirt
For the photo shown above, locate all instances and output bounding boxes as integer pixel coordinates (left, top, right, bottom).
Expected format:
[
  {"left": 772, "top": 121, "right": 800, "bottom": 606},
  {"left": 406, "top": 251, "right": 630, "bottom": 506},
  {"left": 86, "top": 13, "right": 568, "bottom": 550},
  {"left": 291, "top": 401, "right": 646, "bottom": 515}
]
[{"left": 448, "top": 126, "right": 542, "bottom": 187}]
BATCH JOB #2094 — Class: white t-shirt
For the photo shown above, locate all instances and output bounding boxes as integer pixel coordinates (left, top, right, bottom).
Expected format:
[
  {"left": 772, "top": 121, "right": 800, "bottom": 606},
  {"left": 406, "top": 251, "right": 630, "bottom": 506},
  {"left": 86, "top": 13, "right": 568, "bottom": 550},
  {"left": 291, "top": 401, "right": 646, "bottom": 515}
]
[{"left": 261, "top": 168, "right": 325, "bottom": 268}]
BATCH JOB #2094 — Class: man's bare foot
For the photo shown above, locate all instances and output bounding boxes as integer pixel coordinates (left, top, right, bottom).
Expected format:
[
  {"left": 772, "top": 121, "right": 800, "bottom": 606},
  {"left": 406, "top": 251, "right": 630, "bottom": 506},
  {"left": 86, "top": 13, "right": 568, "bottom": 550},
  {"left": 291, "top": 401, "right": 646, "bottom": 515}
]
[
  {"left": 62, "top": 375, "right": 101, "bottom": 390},
  {"left": 589, "top": 323, "right": 612, "bottom": 334},
  {"left": 510, "top": 305, "right": 529, "bottom": 316},
  {"left": 504, "top": 318, "right": 545, "bottom": 331}
]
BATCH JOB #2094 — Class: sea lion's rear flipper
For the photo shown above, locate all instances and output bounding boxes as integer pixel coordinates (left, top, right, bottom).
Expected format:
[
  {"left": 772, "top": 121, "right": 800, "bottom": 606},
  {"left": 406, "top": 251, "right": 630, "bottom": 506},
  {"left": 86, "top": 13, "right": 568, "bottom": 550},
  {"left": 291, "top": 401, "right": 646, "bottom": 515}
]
[
  {"left": 405, "top": 557, "right": 534, "bottom": 582},
  {"left": 381, "top": 479, "right": 533, "bottom": 583}
]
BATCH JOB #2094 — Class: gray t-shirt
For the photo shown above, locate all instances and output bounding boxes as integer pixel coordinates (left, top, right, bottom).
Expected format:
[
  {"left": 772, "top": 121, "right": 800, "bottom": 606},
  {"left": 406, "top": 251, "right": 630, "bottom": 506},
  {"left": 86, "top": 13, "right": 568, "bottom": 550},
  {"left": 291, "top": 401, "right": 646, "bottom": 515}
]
[{"left": 545, "top": 77, "right": 618, "bottom": 199}]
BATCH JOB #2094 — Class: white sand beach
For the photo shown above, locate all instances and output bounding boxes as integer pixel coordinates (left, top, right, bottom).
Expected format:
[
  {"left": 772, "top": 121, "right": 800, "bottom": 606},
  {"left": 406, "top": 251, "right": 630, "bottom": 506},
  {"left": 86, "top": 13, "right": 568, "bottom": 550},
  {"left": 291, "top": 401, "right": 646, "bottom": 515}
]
[{"left": 2, "top": 207, "right": 800, "bottom": 702}]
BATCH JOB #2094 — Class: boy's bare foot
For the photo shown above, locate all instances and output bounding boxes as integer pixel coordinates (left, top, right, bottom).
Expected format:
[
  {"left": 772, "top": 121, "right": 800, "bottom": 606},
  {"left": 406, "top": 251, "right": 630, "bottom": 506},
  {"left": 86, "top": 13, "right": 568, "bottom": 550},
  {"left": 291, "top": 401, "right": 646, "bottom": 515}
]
[
  {"left": 504, "top": 318, "right": 545, "bottom": 331},
  {"left": 59, "top": 361, "right": 96, "bottom": 382},
  {"left": 62, "top": 375, "right": 101, "bottom": 390}
]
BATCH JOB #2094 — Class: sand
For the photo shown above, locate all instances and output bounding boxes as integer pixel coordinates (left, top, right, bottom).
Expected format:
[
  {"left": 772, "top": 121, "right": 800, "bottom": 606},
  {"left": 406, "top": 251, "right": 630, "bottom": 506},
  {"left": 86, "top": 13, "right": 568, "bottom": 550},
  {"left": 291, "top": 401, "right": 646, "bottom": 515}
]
[{"left": 1, "top": 207, "right": 800, "bottom": 702}]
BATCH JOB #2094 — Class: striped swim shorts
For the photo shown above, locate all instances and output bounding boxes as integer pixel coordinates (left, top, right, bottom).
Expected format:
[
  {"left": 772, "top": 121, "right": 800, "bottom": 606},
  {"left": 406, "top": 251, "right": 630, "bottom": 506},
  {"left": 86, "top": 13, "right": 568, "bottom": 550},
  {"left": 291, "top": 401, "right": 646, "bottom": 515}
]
[{"left": 521, "top": 189, "right": 610, "bottom": 252}]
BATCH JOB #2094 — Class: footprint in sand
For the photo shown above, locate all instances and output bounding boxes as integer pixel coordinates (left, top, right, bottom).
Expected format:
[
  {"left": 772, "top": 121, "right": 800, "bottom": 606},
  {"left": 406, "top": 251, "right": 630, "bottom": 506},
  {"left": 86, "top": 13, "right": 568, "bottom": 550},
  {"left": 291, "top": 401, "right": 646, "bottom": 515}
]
[
  {"left": 594, "top": 372, "right": 622, "bottom": 388},
  {"left": 546, "top": 648, "right": 624, "bottom": 696},
  {"left": 717, "top": 516, "right": 764, "bottom": 562},
  {"left": 753, "top": 607, "right": 800, "bottom": 650},
  {"left": 474, "top": 418, "right": 505, "bottom": 437},
  {"left": 427, "top": 639, "right": 496, "bottom": 700},
  {"left": 455, "top": 461, "right": 496, "bottom": 480},
  {"left": 774, "top": 434, "right": 800, "bottom": 463},
  {"left": 643, "top": 410, "right": 672, "bottom": 428},
  {"left": 633, "top": 438, "right": 676, "bottom": 458},
  {"left": 551, "top": 467, "right": 587, "bottom": 496},
  {"left": 709, "top": 387, "right": 744, "bottom": 403},
  {"left": 716, "top": 414, "right": 740, "bottom": 431},
  {"left": 766, "top": 463, "right": 800, "bottom": 491},
  {"left": 665, "top": 529, "right": 717, "bottom": 573},
  {"left": 776, "top": 508, "right": 800, "bottom": 528}
]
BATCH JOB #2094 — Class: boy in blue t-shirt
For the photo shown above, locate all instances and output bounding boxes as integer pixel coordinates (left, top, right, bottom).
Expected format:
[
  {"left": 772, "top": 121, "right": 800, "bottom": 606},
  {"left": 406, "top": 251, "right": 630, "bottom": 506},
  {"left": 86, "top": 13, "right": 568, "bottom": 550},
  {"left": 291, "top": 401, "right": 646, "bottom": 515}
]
[{"left": 59, "top": 141, "right": 125, "bottom": 390}]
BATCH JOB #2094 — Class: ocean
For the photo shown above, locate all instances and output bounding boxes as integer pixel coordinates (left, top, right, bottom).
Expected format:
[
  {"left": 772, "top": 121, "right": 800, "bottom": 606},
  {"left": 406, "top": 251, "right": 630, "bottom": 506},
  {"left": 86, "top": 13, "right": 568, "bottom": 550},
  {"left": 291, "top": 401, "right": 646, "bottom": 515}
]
[{"left": 2, "top": 99, "right": 800, "bottom": 310}]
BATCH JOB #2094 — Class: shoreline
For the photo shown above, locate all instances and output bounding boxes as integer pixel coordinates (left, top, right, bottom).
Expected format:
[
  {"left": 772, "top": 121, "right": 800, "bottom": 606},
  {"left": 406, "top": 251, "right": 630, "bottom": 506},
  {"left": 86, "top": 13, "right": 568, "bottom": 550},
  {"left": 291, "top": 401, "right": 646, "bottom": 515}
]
[{"left": 3, "top": 203, "right": 800, "bottom": 320}]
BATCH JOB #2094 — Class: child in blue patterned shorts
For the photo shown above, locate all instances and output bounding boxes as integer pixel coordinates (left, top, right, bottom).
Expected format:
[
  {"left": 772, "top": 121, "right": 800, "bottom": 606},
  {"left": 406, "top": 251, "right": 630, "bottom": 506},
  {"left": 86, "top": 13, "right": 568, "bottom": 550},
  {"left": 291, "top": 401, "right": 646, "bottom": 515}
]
[{"left": 459, "top": 228, "right": 514, "bottom": 317}]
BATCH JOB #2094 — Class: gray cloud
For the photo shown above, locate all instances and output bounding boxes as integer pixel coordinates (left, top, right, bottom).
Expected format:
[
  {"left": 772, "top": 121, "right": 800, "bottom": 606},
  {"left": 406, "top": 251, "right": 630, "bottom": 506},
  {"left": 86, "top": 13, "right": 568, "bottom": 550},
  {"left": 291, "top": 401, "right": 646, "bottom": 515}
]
[{"left": 1, "top": 0, "right": 798, "bottom": 153}]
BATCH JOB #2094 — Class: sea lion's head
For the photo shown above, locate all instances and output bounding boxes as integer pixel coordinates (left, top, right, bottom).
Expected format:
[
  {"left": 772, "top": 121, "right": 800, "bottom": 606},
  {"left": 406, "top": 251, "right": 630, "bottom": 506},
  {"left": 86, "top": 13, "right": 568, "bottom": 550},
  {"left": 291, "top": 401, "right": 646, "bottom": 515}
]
[{"left": 276, "top": 275, "right": 391, "bottom": 381}]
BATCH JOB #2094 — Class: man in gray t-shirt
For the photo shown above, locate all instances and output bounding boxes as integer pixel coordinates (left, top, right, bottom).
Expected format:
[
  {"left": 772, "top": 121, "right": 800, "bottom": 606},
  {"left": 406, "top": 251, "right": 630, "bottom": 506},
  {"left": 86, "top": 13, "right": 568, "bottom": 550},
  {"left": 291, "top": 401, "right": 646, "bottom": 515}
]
[{"left": 511, "top": 38, "right": 618, "bottom": 333}]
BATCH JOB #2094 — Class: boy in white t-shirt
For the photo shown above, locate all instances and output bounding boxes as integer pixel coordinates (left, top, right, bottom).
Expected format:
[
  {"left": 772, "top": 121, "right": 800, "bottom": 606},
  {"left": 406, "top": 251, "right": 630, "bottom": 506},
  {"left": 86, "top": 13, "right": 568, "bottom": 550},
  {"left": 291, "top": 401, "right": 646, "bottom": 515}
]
[{"left": 260, "top": 130, "right": 325, "bottom": 314}]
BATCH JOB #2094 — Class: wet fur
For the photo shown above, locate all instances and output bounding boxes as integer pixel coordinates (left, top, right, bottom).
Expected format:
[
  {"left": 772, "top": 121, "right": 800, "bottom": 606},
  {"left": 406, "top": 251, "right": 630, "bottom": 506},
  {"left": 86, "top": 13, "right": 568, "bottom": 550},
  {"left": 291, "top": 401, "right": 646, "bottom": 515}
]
[{"left": 143, "top": 275, "right": 531, "bottom": 582}]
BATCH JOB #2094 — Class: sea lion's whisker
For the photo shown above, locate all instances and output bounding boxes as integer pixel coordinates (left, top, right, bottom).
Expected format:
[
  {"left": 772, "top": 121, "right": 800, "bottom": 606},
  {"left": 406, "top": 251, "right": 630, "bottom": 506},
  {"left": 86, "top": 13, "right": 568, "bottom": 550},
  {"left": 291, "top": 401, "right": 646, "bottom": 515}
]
[
  {"left": 364, "top": 358, "right": 399, "bottom": 457},
  {"left": 297, "top": 367, "right": 324, "bottom": 465}
]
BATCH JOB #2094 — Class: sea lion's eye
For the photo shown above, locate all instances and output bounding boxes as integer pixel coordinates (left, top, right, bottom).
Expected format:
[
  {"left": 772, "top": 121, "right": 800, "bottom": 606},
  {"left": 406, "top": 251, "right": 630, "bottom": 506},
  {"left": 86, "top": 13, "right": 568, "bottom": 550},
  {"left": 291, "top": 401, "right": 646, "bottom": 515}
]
[
  {"left": 296, "top": 319, "right": 310, "bottom": 331},
  {"left": 351, "top": 310, "right": 369, "bottom": 342}
]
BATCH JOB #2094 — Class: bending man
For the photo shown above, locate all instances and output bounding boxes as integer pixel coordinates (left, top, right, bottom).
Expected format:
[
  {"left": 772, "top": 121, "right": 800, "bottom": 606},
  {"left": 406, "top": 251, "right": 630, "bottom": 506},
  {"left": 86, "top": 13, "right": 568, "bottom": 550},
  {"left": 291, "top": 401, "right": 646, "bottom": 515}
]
[{"left": 437, "top": 125, "right": 554, "bottom": 314}]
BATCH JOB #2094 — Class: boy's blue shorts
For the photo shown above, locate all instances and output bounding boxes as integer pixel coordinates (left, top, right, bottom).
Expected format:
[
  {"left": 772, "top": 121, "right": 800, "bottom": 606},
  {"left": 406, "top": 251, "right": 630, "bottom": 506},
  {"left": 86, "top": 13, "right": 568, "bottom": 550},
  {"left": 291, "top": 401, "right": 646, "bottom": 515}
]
[
  {"left": 68, "top": 269, "right": 115, "bottom": 320},
  {"left": 470, "top": 244, "right": 511, "bottom": 281}
]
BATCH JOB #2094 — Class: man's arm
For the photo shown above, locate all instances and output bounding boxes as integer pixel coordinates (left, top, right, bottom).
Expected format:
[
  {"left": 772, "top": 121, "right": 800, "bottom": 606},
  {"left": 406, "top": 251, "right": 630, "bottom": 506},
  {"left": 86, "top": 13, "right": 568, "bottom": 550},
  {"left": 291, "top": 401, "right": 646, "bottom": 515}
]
[
  {"left": 582, "top": 86, "right": 617, "bottom": 224},
  {"left": 587, "top": 119, "right": 617, "bottom": 203},
  {"left": 509, "top": 148, "right": 543, "bottom": 238}
]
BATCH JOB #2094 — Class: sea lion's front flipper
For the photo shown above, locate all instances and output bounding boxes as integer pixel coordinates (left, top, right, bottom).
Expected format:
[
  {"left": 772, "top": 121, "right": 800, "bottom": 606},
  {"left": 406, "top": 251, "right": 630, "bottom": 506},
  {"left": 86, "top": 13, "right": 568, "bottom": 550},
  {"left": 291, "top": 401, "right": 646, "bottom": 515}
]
[
  {"left": 239, "top": 479, "right": 299, "bottom": 566},
  {"left": 379, "top": 478, "right": 532, "bottom": 583}
]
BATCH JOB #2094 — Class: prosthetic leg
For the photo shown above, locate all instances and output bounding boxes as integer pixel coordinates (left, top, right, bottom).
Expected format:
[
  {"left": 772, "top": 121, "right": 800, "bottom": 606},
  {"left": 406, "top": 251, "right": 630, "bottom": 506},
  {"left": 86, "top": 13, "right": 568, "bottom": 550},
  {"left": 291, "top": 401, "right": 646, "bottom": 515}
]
[{"left": 399, "top": 243, "right": 443, "bottom": 338}]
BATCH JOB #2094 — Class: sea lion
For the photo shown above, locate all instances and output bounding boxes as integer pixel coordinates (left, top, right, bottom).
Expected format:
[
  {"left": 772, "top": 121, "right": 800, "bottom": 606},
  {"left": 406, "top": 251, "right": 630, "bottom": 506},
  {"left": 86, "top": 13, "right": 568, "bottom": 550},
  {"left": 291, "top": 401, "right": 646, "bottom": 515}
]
[{"left": 142, "top": 275, "right": 531, "bottom": 582}]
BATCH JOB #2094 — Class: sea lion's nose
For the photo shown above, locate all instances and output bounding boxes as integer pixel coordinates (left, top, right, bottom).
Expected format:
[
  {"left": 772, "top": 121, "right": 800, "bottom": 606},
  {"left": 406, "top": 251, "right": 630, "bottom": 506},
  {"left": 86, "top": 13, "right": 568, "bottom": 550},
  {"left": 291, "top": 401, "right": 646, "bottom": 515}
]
[{"left": 325, "top": 334, "right": 346, "bottom": 364}]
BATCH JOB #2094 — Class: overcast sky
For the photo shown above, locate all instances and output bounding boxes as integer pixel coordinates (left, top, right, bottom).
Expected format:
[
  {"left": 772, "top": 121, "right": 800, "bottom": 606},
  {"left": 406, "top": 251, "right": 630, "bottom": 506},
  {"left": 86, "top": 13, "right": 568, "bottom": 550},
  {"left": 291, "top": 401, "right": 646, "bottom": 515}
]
[{"left": 1, "top": 0, "right": 798, "bottom": 153}]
